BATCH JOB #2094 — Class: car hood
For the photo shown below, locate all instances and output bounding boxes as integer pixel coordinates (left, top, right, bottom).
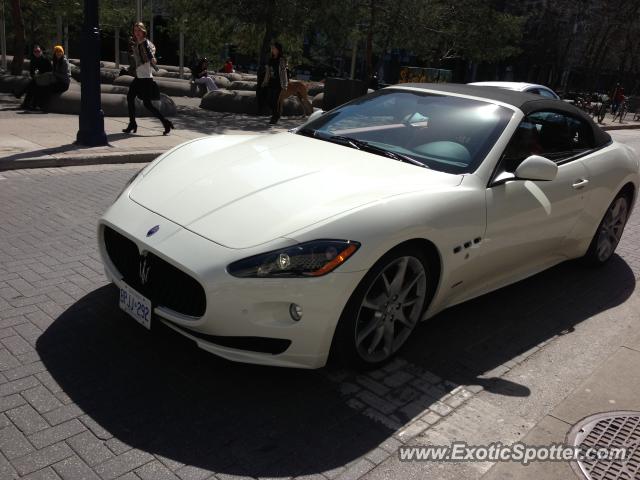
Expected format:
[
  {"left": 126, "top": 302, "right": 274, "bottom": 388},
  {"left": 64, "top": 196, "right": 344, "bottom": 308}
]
[{"left": 130, "top": 133, "right": 462, "bottom": 248}]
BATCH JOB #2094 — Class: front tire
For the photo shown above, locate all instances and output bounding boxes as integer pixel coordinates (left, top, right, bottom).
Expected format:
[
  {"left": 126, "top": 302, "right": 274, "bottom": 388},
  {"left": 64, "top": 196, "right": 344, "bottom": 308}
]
[
  {"left": 597, "top": 104, "right": 607, "bottom": 123},
  {"left": 583, "top": 193, "right": 630, "bottom": 266},
  {"left": 330, "top": 245, "right": 433, "bottom": 369}
]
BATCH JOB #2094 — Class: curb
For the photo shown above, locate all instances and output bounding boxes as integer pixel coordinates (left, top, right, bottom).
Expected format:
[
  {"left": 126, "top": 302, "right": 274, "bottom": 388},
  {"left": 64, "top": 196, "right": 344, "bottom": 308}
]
[
  {"left": 601, "top": 123, "right": 640, "bottom": 131},
  {"left": 0, "top": 150, "right": 163, "bottom": 172}
]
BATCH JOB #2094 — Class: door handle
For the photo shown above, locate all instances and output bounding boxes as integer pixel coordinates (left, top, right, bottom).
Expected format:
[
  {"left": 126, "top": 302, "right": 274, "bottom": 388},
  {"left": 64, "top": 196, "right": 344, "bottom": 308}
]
[{"left": 572, "top": 178, "right": 589, "bottom": 189}]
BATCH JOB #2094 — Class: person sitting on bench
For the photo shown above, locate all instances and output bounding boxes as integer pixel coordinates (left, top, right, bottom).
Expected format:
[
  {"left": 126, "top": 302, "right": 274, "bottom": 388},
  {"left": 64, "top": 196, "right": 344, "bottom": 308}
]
[
  {"left": 17, "top": 45, "right": 52, "bottom": 109},
  {"left": 192, "top": 57, "right": 218, "bottom": 93},
  {"left": 32, "top": 45, "right": 70, "bottom": 111}
]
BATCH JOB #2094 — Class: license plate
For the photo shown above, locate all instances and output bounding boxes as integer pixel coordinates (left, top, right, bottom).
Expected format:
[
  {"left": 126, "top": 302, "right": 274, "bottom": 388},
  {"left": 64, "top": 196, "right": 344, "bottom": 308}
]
[{"left": 119, "top": 284, "right": 152, "bottom": 329}]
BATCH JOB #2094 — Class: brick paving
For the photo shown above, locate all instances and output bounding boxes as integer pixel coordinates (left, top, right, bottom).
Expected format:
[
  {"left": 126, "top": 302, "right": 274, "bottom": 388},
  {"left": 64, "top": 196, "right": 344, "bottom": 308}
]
[{"left": 0, "top": 160, "right": 639, "bottom": 479}]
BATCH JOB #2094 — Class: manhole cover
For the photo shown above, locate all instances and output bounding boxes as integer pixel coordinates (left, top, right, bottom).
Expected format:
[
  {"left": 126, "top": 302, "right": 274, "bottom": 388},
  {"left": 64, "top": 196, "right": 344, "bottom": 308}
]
[{"left": 567, "top": 411, "right": 640, "bottom": 480}]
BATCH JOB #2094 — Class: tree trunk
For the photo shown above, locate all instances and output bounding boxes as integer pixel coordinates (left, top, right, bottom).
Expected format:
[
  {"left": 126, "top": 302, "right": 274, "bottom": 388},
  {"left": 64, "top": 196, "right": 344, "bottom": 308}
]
[
  {"left": 590, "top": 23, "right": 614, "bottom": 89},
  {"left": 9, "top": 0, "right": 25, "bottom": 75},
  {"left": 259, "top": 0, "right": 276, "bottom": 65},
  {"left": 364, "top": 0, "right": 375, "bottom": 82},
  {"left": 376, "top": 3, "right": 402, "bottom": 82}
]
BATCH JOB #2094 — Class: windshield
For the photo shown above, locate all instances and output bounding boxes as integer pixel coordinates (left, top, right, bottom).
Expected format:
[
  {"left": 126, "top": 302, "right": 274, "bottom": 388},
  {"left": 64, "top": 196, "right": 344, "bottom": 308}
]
[{"left": 298, "top": 89, "right": 514, "bottom": 174}]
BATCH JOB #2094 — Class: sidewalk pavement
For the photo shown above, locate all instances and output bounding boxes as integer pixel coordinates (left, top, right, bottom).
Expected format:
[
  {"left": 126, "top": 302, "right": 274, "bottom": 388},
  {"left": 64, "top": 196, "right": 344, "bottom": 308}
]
[
  {"left": 0, "top": 94, "right": 302, "bottom": 171},
  {"left": 482, "top": 333, "right": 640, "bottom": 479},
  {"left": 598, "top": 114, "right": 640, "bottom": 130},
  {"left": 3, "top": 92, "right": 640, "bottom": 171}
]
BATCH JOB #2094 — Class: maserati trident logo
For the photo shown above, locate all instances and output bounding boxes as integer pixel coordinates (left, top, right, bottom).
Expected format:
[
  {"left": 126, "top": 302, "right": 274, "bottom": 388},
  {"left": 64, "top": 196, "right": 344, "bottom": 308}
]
[
  {"left": 139, "top": 254, "right": 151, "bottom": 285},
  {"left": 146, "top": 225, "right": 160, "bottom": 237}
]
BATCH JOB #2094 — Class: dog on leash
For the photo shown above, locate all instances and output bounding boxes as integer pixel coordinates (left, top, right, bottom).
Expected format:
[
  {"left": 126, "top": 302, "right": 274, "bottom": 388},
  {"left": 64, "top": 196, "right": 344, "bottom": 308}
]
[{"left": 277, "top": 80, "right": 314, "bottom": 117}]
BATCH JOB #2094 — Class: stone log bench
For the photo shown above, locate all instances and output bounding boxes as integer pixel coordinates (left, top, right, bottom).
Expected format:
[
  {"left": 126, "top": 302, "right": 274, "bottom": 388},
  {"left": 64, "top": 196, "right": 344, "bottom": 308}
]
[
  {"left": 113, "top": 74, "right": 230, "bottom": 97},
  {"left": 37, "top": 88, "right": 176, "bottom": 117}
]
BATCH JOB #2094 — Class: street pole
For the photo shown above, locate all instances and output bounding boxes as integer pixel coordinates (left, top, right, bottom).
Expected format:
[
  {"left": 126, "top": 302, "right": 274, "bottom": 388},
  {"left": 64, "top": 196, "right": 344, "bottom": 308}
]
[
  {"left": 350, "top": 42, "right": 357, "bottom": 80},
  {"left": 0, "top": 0, "right": 6, "bottom": 71},
  {"left": 114, "top": 27, "right": 119, "bottom": 69},
  {"left": 76, "top": 0, "right": 107, "bottom": 146},
  {"left": 56, "top": 14, "right": 62, "bottom": 45},
  {"left": 136, "top": 0, "right": 142, "bottom": 22},
  {"left": 179, "top": 28, "right": 184, "bottom": 78},
  {"left": 64, "top": 22, "right": 68, "bottom": 56},
  {"left": 149, "top": 0, "right": 153, "bottom": 42}
]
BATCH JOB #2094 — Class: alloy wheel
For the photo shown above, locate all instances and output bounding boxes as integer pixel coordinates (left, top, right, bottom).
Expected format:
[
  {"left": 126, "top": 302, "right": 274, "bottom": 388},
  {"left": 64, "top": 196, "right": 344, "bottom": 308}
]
[
  {"left": 354, "top": 256, "right": 427, "bottom": 363},
  {"left": 596, "top": 197, "right": 628, "bottom": 262}
]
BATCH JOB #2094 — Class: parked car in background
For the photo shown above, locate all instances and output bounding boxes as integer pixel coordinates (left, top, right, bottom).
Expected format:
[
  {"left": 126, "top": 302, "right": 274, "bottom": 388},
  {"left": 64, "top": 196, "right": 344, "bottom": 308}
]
[{"left": 469, "top": 81, "right": 560, "bottom": 100}]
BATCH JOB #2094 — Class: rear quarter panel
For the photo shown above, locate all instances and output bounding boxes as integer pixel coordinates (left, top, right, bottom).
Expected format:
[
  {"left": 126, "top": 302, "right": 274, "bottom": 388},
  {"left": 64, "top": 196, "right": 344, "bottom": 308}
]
[{"left": 577, "top": 141, "right": 640, "bottom": 252}]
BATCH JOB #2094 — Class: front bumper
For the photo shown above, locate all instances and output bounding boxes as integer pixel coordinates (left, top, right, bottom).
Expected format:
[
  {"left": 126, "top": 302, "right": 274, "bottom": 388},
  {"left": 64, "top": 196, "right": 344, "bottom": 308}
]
[{"left": 98, "top": 195, "right": 364, "bottom": 369}]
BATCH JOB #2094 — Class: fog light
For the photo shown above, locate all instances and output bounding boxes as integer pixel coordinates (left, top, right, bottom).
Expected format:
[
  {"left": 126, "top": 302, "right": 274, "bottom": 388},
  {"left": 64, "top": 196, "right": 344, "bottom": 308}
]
[
  {"left": 277, "top": 253, "right": 291, "bottom": 270},
  {"left": 289, "top": 303, "right": 303, "bottom": 321}
]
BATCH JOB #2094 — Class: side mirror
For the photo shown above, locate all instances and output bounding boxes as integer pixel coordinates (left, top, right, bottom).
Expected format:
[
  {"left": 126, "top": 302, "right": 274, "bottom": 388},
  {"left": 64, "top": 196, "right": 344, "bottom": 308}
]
[{"left": 514, "top": 155, "right": 558, "bottom": 181}]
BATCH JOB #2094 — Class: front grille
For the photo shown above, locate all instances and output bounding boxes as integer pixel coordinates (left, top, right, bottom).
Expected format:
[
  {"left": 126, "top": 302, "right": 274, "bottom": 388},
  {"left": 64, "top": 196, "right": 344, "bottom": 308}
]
[{"left": 103, "top": 226, "right": 207, "bottom": 317}]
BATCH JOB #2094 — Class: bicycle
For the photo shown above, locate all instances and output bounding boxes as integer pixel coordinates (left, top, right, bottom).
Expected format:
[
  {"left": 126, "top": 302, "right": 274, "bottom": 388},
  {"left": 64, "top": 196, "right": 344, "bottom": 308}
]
[
  {"left": 594, "top": 97, "right": 610, "bottom": 124},
  {"left": 612, "top": 99, "right": 628, "bottom": 123}
]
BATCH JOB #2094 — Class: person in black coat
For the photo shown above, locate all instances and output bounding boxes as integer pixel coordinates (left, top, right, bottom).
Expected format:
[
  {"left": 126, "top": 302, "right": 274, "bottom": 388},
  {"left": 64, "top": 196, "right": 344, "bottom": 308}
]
[
  {"left": 256, "top": 64, "right": 269, "bottom": 115},
  {"left": 260, "top": 42, "right": 288, "bottom": 124},
  {"left": 17, "top": 45, "right": 52, "bottom": 109},
  {"left": 29, "top": 45, "right": 52, "bottom": 77}
]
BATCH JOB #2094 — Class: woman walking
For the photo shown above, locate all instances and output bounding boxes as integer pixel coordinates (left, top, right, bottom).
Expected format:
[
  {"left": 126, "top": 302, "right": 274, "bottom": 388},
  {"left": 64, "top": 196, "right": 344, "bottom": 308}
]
[
  {"left": 261, "top": 42, "right": 288, "bottom": 124},
  {"left": 123, "top": 22, "right": 173, "bottom": 135}
]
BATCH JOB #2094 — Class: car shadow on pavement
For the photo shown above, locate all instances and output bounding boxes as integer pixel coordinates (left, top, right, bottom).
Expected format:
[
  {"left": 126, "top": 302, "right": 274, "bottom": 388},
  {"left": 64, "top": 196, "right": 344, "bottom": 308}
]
[
  {"left": 36, "top": 284, "right": 393, "bottom": 478},
  {"left": 403, "top": 255, "right": 636, "bottom": 391},
  {"left": 36, "top": 255, "right": 635, "bottom": 477}
]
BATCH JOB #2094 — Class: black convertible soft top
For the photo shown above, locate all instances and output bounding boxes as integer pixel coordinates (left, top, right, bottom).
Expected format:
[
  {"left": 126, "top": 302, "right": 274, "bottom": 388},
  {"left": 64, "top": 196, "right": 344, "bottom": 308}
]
[{"left": 393, "top": 83, "right": 612, "bottom": 147}]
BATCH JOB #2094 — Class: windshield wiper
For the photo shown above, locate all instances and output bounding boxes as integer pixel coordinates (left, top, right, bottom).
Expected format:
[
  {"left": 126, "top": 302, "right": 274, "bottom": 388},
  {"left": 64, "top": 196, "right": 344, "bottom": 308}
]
[{"left": 328, "top": 135, "right": 429, "bottom": 169}]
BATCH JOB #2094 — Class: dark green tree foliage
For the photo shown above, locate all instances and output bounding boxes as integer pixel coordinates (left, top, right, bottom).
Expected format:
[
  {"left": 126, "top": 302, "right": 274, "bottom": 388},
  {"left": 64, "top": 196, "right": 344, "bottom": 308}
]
[
  {"left": 510, "top": 0, "right": 640, "bottom": 91},
  {"left": 161, "top": 0, "right": 523, "bottom": 76}
]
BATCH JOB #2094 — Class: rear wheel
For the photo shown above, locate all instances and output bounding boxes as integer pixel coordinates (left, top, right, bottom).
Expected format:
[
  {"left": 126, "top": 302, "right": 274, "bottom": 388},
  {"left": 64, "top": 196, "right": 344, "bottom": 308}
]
[
  {"left": 330, "top": 245, "right": 433, "bottom": 369},
  {"left": 583, "top": 193, "right": 630, "bottom": 265},
  {"left": 597, "top": 103, "right": 607, "bottom": 123}
]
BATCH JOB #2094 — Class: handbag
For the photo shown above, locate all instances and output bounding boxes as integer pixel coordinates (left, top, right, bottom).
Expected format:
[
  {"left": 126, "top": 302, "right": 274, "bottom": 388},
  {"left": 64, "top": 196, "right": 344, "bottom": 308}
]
[{"left": 35, "top": 72, "right": 55, "bottom": 87}]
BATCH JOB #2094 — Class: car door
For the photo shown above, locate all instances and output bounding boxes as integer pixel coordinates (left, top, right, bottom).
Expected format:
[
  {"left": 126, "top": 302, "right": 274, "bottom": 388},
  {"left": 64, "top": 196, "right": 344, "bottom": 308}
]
[{"left": 478, "top": 110, "right": 593, "bottom": 288}]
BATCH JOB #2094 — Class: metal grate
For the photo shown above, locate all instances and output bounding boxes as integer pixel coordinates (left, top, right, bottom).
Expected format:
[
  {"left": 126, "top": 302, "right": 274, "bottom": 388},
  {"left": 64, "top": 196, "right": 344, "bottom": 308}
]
[
  {"left": 567, "top": 411, "right": 640, "bottom": 480},
  {"left": 103, "top": 226, "right": 207, "bottom": 318}
]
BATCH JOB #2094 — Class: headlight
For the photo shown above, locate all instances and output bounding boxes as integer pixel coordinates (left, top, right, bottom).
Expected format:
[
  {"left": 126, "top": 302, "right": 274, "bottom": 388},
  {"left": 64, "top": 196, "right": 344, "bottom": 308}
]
[{"left": 227, "top": 240, "right": 360, "bottom": 278}]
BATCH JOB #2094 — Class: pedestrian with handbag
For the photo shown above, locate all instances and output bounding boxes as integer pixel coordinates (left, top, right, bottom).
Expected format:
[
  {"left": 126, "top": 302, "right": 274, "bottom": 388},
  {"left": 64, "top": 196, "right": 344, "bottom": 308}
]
[
  {"left": 123, "top": 22, "right": 173, "bottom": 135},
  {"left": 31, "top": 45, "right": 70, "bottom": 111}
]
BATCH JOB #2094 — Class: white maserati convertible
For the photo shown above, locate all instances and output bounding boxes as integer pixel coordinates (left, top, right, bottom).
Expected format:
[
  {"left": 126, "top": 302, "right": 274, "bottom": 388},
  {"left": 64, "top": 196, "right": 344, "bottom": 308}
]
[{"left": 98, "top": 84, "right": 639, "bottom": 369}]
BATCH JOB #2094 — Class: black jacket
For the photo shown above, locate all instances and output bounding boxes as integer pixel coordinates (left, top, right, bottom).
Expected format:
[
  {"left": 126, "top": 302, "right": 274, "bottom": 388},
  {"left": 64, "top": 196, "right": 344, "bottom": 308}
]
[{"left": 30, "top": 55, "right": 52, "bottom": 77}]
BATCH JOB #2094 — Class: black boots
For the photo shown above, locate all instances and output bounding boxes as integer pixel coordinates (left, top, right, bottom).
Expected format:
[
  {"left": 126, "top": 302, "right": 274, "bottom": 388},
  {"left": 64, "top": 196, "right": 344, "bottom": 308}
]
[
  {"left": 123, "top": 122, "right": 138, "bottom": 134},
  {"left": 162, "top": 119, "right": 174, "bottom": 136}
]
